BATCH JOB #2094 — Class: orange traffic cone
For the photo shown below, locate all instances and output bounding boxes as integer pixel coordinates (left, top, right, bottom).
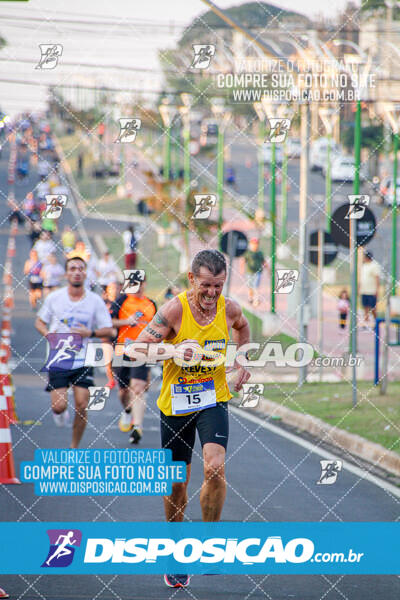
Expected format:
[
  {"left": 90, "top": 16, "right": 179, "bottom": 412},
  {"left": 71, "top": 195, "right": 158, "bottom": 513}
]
[
  {"left": 2, "top": 267, "right": 12, "bottom": 286},
  {"left": 3, "top": 289, "right": 14, "bottom": 310},
  {"left": 10, "top": 219, "right": 18, "bottom": 236},
  {"left": 0, "top": 373, "right": 17, "bottom": 425},
  {"left": 0, "top": 324, "right": 11, "bottom": 363},
  {"left": 0, "top": 392, "right": 19, "bottom": 484},
  {"left": 7, "top": 238, "right": 16, "bottom": 258}
]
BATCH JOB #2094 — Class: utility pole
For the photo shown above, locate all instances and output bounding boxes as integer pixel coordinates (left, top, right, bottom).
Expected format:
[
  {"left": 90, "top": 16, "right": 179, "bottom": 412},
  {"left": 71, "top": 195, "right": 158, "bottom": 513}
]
[
  {"left": 392, "top": 131, "right": 398, "bottom": 296},
  {"left": 271, "top": 141, "right": 277, "bottom": 314},
  {"left": 281, "top": 136, "right": 288, "bottom": 243},
  {"left": 299, "top": 101, "right": 310, "bottom": 386},
  {"left": 350, "top": 99, "right": 362, "bottom": 407}
]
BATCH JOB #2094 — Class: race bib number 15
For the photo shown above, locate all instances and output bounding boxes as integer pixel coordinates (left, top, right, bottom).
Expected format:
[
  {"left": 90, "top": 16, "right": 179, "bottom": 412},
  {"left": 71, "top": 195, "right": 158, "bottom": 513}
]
[{"left": 171, "top": 379, "right": 216, "bottom": 415}]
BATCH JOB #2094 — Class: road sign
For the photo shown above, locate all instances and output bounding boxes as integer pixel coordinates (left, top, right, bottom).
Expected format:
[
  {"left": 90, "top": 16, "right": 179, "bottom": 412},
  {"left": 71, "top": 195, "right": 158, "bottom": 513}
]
[
  {"left": 309, "top": 230, "right": 338, "bottom": 266},
  {"left": 330, "top": 203, "right": 376, "bottom": 248},
  {"left": 220, "top": 230, "right": 248, "bottom": 257}
]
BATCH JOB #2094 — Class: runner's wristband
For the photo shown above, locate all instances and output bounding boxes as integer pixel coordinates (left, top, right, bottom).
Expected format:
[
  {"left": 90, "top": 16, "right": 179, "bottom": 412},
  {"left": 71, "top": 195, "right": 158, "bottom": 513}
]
[{"left": 90, "top": 329, "right": 96, "bottom": 338}]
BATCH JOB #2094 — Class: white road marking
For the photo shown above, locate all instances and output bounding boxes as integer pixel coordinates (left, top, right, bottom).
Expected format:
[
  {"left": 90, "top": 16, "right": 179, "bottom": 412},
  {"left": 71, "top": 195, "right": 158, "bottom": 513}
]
[{"left": 230, "top": 406, "right": 400, "bottom": 499}]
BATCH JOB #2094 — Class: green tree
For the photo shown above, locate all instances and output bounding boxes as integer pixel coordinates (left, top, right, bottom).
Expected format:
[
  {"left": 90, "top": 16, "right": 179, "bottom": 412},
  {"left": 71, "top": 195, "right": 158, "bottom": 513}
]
[
  {"left": 342, "top": 123, "right": 384, "bottom": 151},
  {"left": 362, "top": 0, "right": 400, "bottom": 17}
]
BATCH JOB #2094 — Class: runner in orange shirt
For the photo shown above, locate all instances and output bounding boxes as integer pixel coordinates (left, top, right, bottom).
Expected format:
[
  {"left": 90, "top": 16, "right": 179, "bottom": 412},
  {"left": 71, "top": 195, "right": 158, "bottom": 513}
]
[{"left": 110, "top": 278, "right": 156, "bottom": 443}]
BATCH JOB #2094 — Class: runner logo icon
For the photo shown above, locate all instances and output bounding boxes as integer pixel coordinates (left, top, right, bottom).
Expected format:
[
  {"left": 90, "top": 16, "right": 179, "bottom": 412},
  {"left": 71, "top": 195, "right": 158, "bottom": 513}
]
[
  {"left": 266, "top": 118, "right": 291, "bottom": 143},
  {"left": 41, "top": 333, "right": 83, "bottom": 372},
  {"left": 240, "top": 383, "right": 264, "bottom": 408},
  {"left": 275, "top": 269, "right": 299, "bottom": 294},
  {"left": 345, "top": 195, "right": 370, "bottom": 220},
  {"left": 122, "top": 269, "right": 145, "bottom": 294},
  {"left": 43, "top": 194, "right": 68, "bottom": 219},
  {"left": 88, "top": 386, "right": 110, "bottom": 411},
  {"left": 115, "top": 118, "right": 142, "bottom": 143},
  {"left": 192, "top": 194, "right": 217, "bottom": 219},
  {"left": 42, "top": 529, "right": 82, "bottom": 567},
  {"left": 191, "top": 44, "right": 216, "bottom": 69},
  {"left": 35, "top": 44, "right": 63, "bottom": 70},
  {"left": 317, "top": 460, "right": 343, "bottom": 485}
]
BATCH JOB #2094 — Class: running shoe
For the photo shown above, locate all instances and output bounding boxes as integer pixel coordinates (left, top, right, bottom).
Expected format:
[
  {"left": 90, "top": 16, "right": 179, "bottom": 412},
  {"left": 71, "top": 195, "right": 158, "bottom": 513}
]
[
  {"left": 52, "top": 409, "right": 69, "bottom": 427},
  {"left": 129, "top": 425, "right": 142, "bottom": 444},
  {"left": 164, "top": 574, "right": 191, "bottom": 588},
  {"left": 119, "top": 410, "right": 132, "bottom": 433},
  {"left": 0, "top": 587, "right": 9, "bottom": 599}
]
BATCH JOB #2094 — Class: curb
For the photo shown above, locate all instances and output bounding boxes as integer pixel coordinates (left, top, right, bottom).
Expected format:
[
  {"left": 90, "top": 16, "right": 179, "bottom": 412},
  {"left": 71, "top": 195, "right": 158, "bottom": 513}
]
[{"left": 254, "top": 397, "right": 400, "bottom": 477}]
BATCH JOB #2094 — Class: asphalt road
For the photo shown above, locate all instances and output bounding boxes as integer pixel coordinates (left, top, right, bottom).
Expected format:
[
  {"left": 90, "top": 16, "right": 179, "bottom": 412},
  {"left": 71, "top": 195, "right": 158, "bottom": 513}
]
[{"left": 0, "top": 140, "right": 399, "bottom": 599}]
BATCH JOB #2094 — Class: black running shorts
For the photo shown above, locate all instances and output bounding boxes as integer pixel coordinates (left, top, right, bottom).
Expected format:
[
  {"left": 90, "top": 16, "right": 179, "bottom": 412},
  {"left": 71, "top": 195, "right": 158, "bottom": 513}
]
[
  {"left": 46, "top": 366, "right": 94, "bottom": 391},
  {"left": 113, "top": 359, "right": 149, "bottom": 389},
  {"left": 160, "top": 402, "right": 229, "bottom": 464}
]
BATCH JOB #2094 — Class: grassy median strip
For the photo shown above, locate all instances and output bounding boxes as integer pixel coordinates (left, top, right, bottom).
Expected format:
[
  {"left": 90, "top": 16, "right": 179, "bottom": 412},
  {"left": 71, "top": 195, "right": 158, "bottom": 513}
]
[{"left": 263, "top": 381, "right": 400, "bottom": 454}]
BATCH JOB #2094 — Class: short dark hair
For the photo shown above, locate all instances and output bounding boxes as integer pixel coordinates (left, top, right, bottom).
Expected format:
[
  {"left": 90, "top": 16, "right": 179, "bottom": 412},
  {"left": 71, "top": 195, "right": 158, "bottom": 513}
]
[
  {"left": 191, "top": 250, "right": 226, "bottom": 276},
  {"left": 65, "top": 256, "right": 87, "bottom": 270}
]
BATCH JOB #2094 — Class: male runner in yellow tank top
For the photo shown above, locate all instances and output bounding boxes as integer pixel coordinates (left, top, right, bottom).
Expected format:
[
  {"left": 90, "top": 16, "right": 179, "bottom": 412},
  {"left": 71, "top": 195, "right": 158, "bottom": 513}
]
[{"left": 134, "top": 249, "right": 251, "bottom": 588}]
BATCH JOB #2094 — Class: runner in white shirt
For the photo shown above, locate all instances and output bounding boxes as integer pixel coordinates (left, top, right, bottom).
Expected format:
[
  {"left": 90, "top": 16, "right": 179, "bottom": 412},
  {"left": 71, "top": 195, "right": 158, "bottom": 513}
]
[
  {"left": 85, "top": 250, "right": 99, "bottom": 291},
  {"left": 40, "top": 253, "right": 65, "bottom": 296},
  {"left": 37, "top": 159, "right": 51, "bottom": 178},
  {"left": 97, "top": 251, "right": 120, "bottom": 290},
  {"left": 34, "top": 230, "right": 56, "bottom": 265},
  {"left": 36, "top": 180, "right": 50, "bottom": 201},
  {"left": 359, "top": 250, "right": 380, "bottom": 325},
  {"left": 35, "top": 256, "right": 115, "bottom": 448},
  {"left": 122, "top": 225, "right": 138, "bottom": 269}
]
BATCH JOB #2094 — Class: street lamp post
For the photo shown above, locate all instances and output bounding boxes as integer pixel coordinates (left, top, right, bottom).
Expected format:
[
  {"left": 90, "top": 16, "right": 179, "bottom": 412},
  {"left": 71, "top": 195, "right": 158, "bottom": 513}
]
[
  {"left": 298, "top": 100, "right": 311, "bottom": 386},
  {"left": 270, "top": 140, "right": 277, "bottom": 313},
  {"left": 159, "top": 98, "right": 177, "bottom": 182},
  {"left": 253, "top": 102, "right": 265, "bottom": 211},
  {"left": 393, "top": 132, "right": 398, "bottom": 296},
  {"left": 277, "top": 105, "right": 294, "bottom": 246},
  {"left": 254, "top": 100, "right": 277, "bottom": 313},
  {"left": 335, "top": 41, "right": 374, "bottom": 407},
  {"left": 260, "top": 98, "right": 286, "bottom": 314},
  {"left": 378, "top": 102, "right": 399, "bottom": 296},
  {"left": 159, "top": 99, "right": 178, "bottom": 229},
  {"left": 211, "top": 98, "right": 230, "bottom": 244},
  {"left": 350, "top": 99, "right": 362, "bottom": 407},
  {"left": 180, "top": 93, "right": 193, "bottom": 198},
  {"left": 165, "top": 125, "right": 171, "bottom": 181},
  {"left": 281, "top": 134, "right": 288, "bottom": 244},
  {"left": 179, "top": 94, "right": 193, "bottom": 271},
  {"left": 319, "top": 108, "right": 339, "bottom": 233}
]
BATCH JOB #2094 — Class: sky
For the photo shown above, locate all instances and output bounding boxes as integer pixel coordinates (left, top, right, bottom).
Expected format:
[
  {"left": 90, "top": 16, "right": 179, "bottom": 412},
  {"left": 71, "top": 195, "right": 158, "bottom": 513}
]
[
  {"left": 1, "top": 0, "right": 360, "bottom": 21},
  {"left": 0, "top": 0, "right": 361, "bottom": 115}
]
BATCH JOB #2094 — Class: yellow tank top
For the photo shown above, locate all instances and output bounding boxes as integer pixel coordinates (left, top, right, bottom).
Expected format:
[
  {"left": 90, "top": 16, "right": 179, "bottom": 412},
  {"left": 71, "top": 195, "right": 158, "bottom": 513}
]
[{"left": 157, "top": 291, "right": 232, "bottom": 416}]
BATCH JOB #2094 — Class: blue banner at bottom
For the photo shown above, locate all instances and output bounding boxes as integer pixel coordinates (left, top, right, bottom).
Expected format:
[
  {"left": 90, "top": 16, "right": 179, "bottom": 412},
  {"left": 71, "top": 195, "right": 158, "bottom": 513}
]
[{"left": 0, "top": 522, "right": 398, "bottom": 574}]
